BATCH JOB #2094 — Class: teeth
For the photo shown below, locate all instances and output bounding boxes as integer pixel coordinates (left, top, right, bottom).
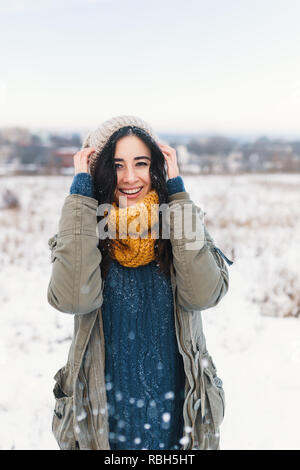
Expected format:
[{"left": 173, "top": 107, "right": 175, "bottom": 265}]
[{"left": 120, "top": 187, "right": 142, "bottom": 195}]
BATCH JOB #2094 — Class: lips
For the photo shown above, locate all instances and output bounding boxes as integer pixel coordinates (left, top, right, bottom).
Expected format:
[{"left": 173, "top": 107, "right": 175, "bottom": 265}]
[{"left": 119, "top": 187, "right": 143, "bottom": 195}]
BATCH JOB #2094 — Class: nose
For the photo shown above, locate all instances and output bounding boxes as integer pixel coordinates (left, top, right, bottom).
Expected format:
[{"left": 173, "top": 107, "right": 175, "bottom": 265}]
[{"left": 122, "top": 165, "right": 139, "bottom": 185}]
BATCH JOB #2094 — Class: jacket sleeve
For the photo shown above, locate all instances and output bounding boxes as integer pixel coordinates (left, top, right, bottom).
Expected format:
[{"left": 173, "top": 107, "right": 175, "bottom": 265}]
[
  {"left": 168, "top": 191, "right": 229, "bottom": 311},
  {"left": 47, "top": 194, "right": 103, "bottom": 315}
]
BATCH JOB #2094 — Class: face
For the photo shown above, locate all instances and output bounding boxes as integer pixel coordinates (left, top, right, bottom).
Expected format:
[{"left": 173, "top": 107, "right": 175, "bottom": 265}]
[{"left": 113, "top": 134, "right": 152, "bottom": 207}]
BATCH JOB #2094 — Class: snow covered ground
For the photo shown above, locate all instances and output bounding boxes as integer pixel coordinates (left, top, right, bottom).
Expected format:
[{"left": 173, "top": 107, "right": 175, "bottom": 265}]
[{"left": 0, "top": 173, "right": 299, "bottom": 450}]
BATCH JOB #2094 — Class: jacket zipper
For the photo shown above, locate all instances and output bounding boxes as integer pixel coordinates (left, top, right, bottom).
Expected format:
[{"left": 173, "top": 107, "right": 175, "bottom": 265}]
[
  {"left": 79, "top": 361, "right": 100, "bottom": 449},
  {"left": 73, "top": 311, "right": 102, "bottom": 449},
  {"left": 172, "top": 280, "right": 196, "bottom": 449}
]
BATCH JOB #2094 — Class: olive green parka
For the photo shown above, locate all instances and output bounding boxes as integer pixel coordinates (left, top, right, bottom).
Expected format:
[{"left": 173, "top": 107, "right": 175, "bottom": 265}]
[{"left": 47, "top": 190, "right": 229, "bottom": 450}]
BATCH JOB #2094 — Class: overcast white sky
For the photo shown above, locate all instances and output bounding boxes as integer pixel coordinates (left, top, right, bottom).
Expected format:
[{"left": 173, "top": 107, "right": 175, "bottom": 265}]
[{"left": 0, "top": 0, "right": 300, "bottom": 138}]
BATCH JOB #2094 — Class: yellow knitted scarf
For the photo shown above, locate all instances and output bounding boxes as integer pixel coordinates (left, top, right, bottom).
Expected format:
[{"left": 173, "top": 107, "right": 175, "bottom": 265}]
[{"left": 106, "top": 189, "right": 160, "bottom": 268}]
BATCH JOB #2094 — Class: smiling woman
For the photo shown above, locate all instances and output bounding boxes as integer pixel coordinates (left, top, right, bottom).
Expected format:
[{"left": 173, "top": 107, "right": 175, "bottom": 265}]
[
  {"left": 48, "top": 115, "right": 230, "bottom": 451},
  {"left": 87, "top": 123, "right": 174, "bottom": 277},
  {"left": 113, "top": 135, "right": 152, "bottom": 206}
]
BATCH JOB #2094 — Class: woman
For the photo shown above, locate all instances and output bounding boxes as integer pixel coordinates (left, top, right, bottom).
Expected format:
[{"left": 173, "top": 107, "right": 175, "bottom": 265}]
[{"left": 47, "top": 115, "right": 232, "bottom": 451}]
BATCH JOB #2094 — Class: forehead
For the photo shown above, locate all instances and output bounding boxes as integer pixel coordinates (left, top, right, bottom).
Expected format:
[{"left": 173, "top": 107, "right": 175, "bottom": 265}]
[{"left": 114, "top": 135, "right": 151, "bottom": 157}]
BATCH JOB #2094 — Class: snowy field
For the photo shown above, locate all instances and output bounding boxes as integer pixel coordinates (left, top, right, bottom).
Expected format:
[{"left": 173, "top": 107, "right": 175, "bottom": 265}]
[{"left": 0, "top": 173, "right": 299, "bottom": 450}]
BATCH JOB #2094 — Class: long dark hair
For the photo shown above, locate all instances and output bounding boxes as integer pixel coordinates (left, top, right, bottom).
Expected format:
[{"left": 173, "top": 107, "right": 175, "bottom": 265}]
[{"left": 92, "top": 126, "right": 173, "bottom": 279}]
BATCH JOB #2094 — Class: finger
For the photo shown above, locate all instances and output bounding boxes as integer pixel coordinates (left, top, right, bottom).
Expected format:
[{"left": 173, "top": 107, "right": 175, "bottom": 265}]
[
  {"left": 85, "top": 147, "right": 96, "bottom": 155},
  {"left": 158, "top": 143, "right": 170, "bottom": 150},
  {"left": 160, "top": 147, "right": 174, "bottom": 156},
  {"left": 159, "top": 143, "right": 172, "bottom": 150}
]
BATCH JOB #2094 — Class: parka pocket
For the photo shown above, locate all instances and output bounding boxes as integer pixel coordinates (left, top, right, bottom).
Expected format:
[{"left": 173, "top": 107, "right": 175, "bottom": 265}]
[
  {"left": 201, "top": 352, "right": 225, "bottom": 433},
  {"left": 52, "top": 366, "right": 76, "bottom": 450},
  {"left": 48, "top": 234, "right": 58, "bottom": 263}
]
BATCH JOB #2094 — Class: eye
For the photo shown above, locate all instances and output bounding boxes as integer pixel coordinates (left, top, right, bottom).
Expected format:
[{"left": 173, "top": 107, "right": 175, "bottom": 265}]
[
  {"left": 114, "top": 163, "right": 122, "bottom": 169},
  {"left": 136, "top": 162, "right": 148, "bottom": 166}
]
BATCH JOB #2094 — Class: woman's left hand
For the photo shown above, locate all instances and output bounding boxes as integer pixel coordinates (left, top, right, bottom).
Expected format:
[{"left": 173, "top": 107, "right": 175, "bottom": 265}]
[{"left": 158, "top": 142, "right": 180, "bottom": 179}]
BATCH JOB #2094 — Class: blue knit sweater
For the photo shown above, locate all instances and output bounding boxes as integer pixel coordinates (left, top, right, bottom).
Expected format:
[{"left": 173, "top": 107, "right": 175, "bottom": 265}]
[{"left": 70, "top": 173, "right": 186, "bottom": 450}]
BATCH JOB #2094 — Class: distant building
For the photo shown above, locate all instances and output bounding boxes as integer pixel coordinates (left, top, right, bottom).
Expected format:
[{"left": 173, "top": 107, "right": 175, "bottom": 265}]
[
  {"left": 176, "top": 145, "right": 190, "bottom": 166},
  {"left": 175, "top": 144, "right": 201, "bottom": 174},
  {"left": 197, "top": 154, "right": 227, "bottom": 174},
  {"left": 226, "top": 151, "right": 243, "bottom": 173},
  {"left": 0, "top": 127, "right": 31, "bottom": 145},
  {"left": 54, "top": 147, "right": 78, "bottom": 168},
  {"left": 0, "top": 144, "right": 12, "bottom": 164}
]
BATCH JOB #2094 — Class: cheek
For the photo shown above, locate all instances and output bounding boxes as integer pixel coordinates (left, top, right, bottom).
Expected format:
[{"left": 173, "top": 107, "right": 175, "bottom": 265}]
[
  {"left": 143, "top": 169, "right": 151, "bottom": 186},
  {"left": 115, "top": 175, "right": 122, "bottom": 192},
  {"left": 114, "top": 179, "right": 120, "bottom": 197}
]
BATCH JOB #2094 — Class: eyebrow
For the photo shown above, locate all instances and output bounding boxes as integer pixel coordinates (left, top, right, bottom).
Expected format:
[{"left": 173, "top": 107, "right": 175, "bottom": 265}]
[{"left": 114, "top": 156, "right": 151, "bottom": 162}]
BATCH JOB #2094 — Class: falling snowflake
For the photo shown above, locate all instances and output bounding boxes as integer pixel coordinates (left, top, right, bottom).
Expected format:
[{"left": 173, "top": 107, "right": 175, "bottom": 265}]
[
  {"left": 75, "top": 425, "right": 80, "bottom": 434},
  {"left": 128, "top": 331, "right": 135, "bottom": 340},
  {"left": 179, "top": 436, "right": 190, "bottom": 445},
  {"left": 77, "top": 409, "right": 87, "bottom": 421},
  {"left": 184, "top": 425, "right": 192, "bottom": 434},
  {"left": 201, "top": 358, "right": 209, "bottom": 368},
  {"left": 80, "top": 284, "right": 90, "bottom": 294}
]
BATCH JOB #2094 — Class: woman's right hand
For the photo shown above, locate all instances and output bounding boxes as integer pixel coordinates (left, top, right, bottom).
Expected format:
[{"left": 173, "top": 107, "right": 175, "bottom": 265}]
[{"left": 73, "top": 147, "right": 96, "bottom": 175}]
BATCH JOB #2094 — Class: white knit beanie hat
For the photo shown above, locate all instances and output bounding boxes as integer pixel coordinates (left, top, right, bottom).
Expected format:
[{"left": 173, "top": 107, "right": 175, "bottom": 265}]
[{"left": 81, "top": 115, "right": 159, "bottom": 177}]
